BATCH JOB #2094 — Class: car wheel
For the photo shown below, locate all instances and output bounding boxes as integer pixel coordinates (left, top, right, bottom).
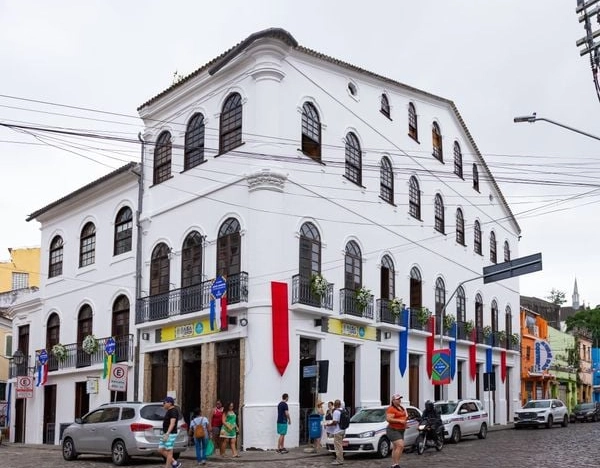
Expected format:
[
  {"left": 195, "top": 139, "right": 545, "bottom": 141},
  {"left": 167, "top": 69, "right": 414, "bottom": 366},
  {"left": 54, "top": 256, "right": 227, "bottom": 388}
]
[
  {"left": 477, "top": 423, "right": 487, "bottom": 439},
  {"left": 62, "top": 437, "right": 78, "bottom": 461},
  {"left": 561, "top": 415, "right": 568, "bottom": 427},
  {"left": 546, "top": 415, "right": 553, "bottom": 429},
  {"left": 450, "top": 426, "right": 461, "bottom": 444},
  {"left": 416, "top": 434, "right": 425, "bottom": 455},
  {"left": 377, "top": 437, "right": 391, "bottom": 458},
  {"left": 111, "top": 440, "right": 130, "bottom": 466}
]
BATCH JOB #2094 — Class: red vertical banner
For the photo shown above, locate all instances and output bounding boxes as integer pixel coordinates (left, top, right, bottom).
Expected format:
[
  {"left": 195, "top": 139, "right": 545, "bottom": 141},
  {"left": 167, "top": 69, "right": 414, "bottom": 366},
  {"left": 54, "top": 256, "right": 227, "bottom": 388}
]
[
  {"left": 426, "top": 316, "right": 435, "bottom": 379},
  {"left": 469, "top": 328, "right": 477, "bottom": 381},
  {"left": 271, "top": 281, "right": 289, "bottom": 376},
  {"left": 500, "top": 350, "right": 507, "bottom": 383}
]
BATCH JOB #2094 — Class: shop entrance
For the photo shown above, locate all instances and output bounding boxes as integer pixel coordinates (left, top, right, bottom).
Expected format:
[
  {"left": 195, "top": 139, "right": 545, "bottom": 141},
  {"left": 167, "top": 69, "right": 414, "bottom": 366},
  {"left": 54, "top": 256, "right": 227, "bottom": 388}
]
[
  {"left": 182, "top": 346, "right": 202, "bottom": 424},
  {"left": 299, "top": 337, "right": 317, "bottom": 445}
]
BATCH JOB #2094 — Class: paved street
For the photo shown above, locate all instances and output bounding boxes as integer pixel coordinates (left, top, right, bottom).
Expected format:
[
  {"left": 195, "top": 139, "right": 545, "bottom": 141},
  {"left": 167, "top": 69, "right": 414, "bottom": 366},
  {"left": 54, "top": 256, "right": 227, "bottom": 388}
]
[{"left": 1, "top": 423, "right": 599, "bottom": 468}]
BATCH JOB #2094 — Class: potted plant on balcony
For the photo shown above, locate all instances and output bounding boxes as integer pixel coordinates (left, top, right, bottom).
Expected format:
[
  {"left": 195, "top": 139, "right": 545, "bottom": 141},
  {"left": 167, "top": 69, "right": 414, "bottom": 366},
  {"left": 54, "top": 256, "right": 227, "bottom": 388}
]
[
  {"left": 389, "top": 297, "right": 403, "bottom": 316},
  {"left": 355, "top": 287, "right": 372, "bottom": 312},
  {"left": 464, "top": 319, "right": 475, "bottom": 336},
  {"left": 443, "top": 313, "right": 456, "bottom": 332},
  {"left": 510, "top": 333, "right": 520, "bottom": 346},
  {"left": 52, "top": 343, "right": 67, "bottom": 362},
  {"left": 310, "top": 273, "right": 328, "bottom": 299},
  {"left": 416, "top": 307, "right": 432, "bottom": 328},
  {"left": 82, "top": 334, "right": 99, "bottom": 355},
  {"left": 482, "top": 325, "right": 492, "bottom": 338},
  {"left": 497, "top": 330, "right": 507, "bottom": 344}
]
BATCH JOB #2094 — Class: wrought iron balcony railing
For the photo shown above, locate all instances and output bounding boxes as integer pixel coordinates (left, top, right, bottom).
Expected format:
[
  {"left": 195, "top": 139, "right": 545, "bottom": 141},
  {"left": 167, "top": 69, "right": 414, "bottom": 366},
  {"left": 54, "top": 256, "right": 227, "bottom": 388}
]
[
  {"left": 339, "top": 288, "right": 374, "bottom": 319},
  {"left": 376, "top": 299, "right": 400, "bottom": 325},
  {"left": 136, "top": 272, "right": 248, "bottom": 323},
  {"left": 291, "top": 274, "right": 334, "bottom": 310}
]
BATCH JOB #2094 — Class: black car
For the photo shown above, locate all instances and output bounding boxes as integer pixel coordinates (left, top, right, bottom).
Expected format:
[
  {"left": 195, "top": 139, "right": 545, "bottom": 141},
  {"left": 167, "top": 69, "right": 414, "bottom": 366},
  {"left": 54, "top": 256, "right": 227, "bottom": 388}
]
[{"left": 572, "top": 402, "right": 600, "bottom": 423}]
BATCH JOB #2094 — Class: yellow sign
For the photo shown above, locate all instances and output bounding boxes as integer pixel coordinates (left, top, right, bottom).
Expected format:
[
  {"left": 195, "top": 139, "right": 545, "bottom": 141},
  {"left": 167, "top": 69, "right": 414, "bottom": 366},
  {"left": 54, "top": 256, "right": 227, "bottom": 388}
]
[
  {"left": 160, "top": 318, "right": 218, "bottom": 343},
  {"left": 327, "top": 318, "right": 378, "bottom": 341}
]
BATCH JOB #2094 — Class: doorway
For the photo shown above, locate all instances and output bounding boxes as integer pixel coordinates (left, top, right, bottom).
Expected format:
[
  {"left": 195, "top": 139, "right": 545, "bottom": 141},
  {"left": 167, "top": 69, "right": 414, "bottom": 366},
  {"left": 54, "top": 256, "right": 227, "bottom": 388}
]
[
  {"left": 299, "top": 338, "right": 317, "bottom": 445},
  {"left": 343, "top": 345, "right": 356, "bottom": 414},
  {"left": 408, "top": 354, "right": 420, "bottom": 408},
  {"left": 216, "top": 340, "right": 240, "bottom": 411},
  {"left": 150, "top": 351, "right": 168, "bottom": 401},
  {"left": 74, "top": 382, "right": 89, "bottom": 419},
  {"left": 14, "top": 398, "right": 25, "bottom": 443},
  {"left": 182, "top": 346, "right": 202, "bottom": 424},
  {"left": 43, "top": 384, "right": 56, "bottom": 444},
  {"left": 380, "top": 350, "right": 391, "bottom": 405}
]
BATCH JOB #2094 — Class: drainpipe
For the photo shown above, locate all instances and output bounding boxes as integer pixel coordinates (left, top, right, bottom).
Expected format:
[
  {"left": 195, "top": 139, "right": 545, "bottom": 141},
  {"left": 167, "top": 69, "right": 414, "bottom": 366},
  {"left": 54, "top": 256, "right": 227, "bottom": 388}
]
[{"left": 133, "top": 132, "right": 145, "bottom": 401}]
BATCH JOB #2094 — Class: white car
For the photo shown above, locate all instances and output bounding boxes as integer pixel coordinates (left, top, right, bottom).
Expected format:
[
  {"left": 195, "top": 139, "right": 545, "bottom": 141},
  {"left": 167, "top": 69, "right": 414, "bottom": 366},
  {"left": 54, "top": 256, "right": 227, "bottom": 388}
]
[
  {"left": 325, "top": 405, "right": 422, "bottom": 458},
  {"left": 434, "top": 399, "right": 488, "bottom": 443},
  {"left": 514, "top": 399, "right": 569, "bottom": 429}
]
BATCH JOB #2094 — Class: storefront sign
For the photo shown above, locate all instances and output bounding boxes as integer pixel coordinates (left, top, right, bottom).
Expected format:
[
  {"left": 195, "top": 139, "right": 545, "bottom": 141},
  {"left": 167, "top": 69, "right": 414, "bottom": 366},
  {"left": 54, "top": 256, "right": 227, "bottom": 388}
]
[
  {"left": 159, "top": 318, "right": 219, "bottom": 343},
  {"left": 327, "top": 318, "right": 378, "bottom": 341}
]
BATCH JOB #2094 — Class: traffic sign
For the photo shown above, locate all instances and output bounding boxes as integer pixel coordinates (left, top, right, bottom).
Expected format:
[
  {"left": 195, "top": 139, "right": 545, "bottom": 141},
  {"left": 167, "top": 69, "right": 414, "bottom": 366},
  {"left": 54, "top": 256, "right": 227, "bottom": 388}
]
[
  {"left": 211, "top": 276, "right": 227, "bottom": 299},
  {"left": 483, "top": 252, "right": 542, "bottom": 284},
  {"left": 16, "top": 376, "right": 34, "bottom": 398},
  {"left": 105, "top": 337, "right": 116, "bottom": 356},
  {"left": 108, "top": 363, "right": 128, "bottom": 392},
  {"left": 38, "top": 349, "right": 48, "bottom": 365}
]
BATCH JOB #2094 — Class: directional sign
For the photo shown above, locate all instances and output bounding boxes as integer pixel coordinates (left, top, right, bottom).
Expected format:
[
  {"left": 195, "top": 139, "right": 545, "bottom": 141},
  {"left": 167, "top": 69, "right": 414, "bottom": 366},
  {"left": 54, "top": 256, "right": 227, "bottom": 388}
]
[
  {"left": 211, "top": 276, "right": 227, "bottom": 299},
  {"left": 108, "top": 363, "right": 128, "bottom": 392},
  {"left": 483, "top": 252, "right": 542, "bottom": 284}
]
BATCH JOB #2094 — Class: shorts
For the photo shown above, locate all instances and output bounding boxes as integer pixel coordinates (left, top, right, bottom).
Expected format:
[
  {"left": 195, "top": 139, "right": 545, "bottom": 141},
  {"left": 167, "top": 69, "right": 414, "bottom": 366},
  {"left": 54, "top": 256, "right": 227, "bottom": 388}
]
[
  {"left": 386, "top": 427, "right": 405, "bottom": 442},
  {"left": 212, "top": 426, "right": 221, "bottom": 438},
  {"left": 277, "top": 423, "right": 288, "bottom": 435},
  {"left": 158, "top": 433, "right": 178, "bottom": 450}
]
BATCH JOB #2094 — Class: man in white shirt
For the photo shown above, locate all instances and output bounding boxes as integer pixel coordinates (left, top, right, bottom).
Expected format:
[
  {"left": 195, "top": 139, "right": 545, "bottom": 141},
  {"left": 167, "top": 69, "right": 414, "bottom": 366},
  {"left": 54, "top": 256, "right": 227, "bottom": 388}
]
[{"left": 326, "top": 399, "right": 345, "bottom": 465}]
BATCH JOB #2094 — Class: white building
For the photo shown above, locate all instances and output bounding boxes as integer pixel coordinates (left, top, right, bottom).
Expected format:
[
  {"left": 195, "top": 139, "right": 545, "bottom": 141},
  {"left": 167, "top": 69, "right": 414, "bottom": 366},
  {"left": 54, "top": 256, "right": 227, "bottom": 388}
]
[{"left": 9, "top": 28, "right": 521, "bottom": 449}]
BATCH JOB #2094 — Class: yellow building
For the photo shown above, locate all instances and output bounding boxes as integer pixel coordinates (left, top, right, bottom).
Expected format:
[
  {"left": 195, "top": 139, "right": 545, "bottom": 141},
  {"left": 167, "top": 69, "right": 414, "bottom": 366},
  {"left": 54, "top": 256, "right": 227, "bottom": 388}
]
[{"left": 0, "top": 247, "right": 40, "bottom": 293}]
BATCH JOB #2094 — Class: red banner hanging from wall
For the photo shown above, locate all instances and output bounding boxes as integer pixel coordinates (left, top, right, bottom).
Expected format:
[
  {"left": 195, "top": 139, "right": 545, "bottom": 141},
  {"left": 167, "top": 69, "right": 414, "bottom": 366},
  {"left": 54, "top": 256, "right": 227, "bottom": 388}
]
[
  {"left": 500, "top": 350, "right": 507, "bottom": 383},
  {"left": 469, "top": 328, "right": 477, "bottom": 381},
  {"left": 426, "top": 316, "right": 435, "bottom": 379},
  {"left": 271, "top": 281, "right": 289, "bottom": 376}
]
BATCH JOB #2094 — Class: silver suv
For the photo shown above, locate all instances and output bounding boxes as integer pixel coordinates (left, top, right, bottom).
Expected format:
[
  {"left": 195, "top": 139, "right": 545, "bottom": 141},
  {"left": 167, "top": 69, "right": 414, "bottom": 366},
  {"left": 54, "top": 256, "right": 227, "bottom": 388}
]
[
  {"left": 62, "top": 401, "right": 188, "bottom": 466},
  {"left": 514, "top": 399, "right": 569, "bottom": 429},
  {"left": 434, "top": 399, "right": 489, "bottom": 443}
]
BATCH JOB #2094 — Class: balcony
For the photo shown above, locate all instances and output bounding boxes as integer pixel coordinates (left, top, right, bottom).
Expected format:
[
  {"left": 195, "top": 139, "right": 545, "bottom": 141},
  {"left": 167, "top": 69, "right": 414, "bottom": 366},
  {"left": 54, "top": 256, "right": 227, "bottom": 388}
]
[
  {"left": 291, "top": 274, "right": 334, "bottom": 310},
  {"left": 9, "top": 335, "right": 133, "bottom": 377},
  {"left": 339, "top": 288, "right": 373, "bottom": 319},
  {"left": 376, "top": 299, "right": 400, "bottom": 325},
  {"left": 136, "top": 272, "right": 248, "bottom": 324}
]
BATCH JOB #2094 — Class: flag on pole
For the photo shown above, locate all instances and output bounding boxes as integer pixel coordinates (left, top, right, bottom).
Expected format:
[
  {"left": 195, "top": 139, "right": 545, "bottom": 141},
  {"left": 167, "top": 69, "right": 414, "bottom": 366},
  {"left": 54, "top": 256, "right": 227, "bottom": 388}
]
[
  {"left": 210, "top": 276, "right": 228, "bottom": 331},
  {"left": 36, "top": 349, "right": 48, "bottom": 387},
  {"left": 103, "top": 337, "right": 116, "bottom": 379}
]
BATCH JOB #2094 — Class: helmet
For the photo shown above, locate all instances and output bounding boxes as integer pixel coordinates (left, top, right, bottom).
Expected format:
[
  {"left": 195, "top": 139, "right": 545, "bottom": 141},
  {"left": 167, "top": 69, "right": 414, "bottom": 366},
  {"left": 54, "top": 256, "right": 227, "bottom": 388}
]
[{"left": 425, "top": 400, "right": 435, "bottom": 412}]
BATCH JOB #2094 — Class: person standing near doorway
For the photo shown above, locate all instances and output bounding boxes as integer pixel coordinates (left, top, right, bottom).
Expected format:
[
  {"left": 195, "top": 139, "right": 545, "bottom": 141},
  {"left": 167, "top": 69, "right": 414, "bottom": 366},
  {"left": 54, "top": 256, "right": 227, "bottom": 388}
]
[
  {"left": 220, "top": 402, "right": 239, "bottom": 458},
  {"left": 158, "top": 396, "right": 182, "bottom": 468},
  {"left": 386, "top": 394, "right": 408, "bottom": 468},
  {"left": 211, "top": 400, "right": 224, "bottom": 456},
  {"left": 276, "top": 393, "right": 291, "bottom": 454}
]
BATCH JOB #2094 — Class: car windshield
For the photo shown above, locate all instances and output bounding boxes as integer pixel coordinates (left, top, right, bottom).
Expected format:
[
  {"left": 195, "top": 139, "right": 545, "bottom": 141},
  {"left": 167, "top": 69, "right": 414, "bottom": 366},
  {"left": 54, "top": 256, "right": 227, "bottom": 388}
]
[
  {"left": 350, "top": 408, "right": 386, "bottom": 423},
  {"left": 523, "top": 400, "right": 550, "bottom": 409},
  {"left": 575, "top": 403, "right": 595, "bottom": 411},
  {"left": 435, "top": 402, "right": 458, "bottom": 415}
]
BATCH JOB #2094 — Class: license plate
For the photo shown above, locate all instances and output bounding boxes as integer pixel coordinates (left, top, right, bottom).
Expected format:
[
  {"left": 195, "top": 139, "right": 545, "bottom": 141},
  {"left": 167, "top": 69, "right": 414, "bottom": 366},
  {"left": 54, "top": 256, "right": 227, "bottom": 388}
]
[
  {"left": 342, "top": 441, "right": 349, "bottom": 447},
  {"left": 154, "top": 429, "right": 163, "bottom": 436}
]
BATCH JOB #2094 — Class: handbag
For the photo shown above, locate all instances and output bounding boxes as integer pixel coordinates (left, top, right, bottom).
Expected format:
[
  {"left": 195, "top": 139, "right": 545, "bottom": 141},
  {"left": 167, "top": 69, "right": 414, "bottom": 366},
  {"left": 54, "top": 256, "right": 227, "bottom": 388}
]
[{"left": 206, "top": 439, "right": 215, "bottom": 457}]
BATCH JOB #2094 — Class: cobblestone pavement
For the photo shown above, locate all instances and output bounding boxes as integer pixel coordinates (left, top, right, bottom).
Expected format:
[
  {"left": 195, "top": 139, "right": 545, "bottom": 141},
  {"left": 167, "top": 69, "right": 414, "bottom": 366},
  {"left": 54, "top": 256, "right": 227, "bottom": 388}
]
[{"left": 1, "top": 423, "right": 599, "bottom": 468}]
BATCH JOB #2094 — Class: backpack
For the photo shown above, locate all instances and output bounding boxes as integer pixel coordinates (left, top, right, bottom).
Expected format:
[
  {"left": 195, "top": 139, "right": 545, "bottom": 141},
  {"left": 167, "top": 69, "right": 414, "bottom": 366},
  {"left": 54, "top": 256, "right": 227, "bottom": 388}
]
[
  {"left": 338, "top": 408, "right": 350, "bottom": 430},
  {"left": 194, "top": 417, "right": 206, "bottom": 439}
]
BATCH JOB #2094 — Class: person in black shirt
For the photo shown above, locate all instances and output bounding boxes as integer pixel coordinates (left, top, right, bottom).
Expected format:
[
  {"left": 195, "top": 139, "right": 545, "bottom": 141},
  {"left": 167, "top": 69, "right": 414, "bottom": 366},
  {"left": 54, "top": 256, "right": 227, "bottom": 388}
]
[{"left": 158, "top": 396, "right": 181, "bottom": 468}]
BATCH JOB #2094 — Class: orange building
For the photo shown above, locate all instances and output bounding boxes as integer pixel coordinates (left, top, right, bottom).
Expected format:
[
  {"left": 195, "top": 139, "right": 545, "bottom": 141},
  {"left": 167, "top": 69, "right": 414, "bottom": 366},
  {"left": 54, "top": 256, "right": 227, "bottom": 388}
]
[{"left": 520, "top": 307, "right": 555, "bottom": 404}]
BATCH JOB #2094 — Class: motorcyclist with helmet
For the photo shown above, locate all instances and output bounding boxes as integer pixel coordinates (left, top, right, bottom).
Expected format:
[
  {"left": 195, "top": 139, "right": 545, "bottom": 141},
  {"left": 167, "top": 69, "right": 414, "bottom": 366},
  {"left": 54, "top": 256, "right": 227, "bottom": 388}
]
[{"left": 421, "top": 401, "right": 443, "bottom": 444}]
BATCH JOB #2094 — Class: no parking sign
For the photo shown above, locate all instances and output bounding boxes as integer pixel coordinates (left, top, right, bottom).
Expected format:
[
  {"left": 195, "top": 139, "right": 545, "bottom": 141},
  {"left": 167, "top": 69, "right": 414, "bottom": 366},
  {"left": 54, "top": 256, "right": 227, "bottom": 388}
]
[{"left": 108, "top": 363, "right": 128, "bottom": 392}]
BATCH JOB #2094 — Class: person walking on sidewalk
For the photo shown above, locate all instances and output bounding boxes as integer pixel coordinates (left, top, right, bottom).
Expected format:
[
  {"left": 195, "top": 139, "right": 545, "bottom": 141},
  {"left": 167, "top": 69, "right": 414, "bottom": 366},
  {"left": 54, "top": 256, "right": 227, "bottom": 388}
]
[
  {"left": 220, "top": 402, "right": 240, "bottom": 458},
  {"left": 276, "top": 393, "right": 291, "bottom": 454},
  {"left": 326, "top": 399, "right": 345, "bottom": 465},
  {"left": 158, "top": 396, "right": 182, "bottom": 468},
  {"left": 190, "top": 407, "right": 210, "bottom": 465},
  {"left": 386, "top": 394, "right": 408, "bottom": 468}
]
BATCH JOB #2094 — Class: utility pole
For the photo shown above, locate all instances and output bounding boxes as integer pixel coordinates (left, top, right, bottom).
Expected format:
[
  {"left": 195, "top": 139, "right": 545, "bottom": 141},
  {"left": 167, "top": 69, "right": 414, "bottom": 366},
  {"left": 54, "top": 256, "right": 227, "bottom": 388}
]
[{"left": 576, "top": 0, "right": 600, "bottom": 100}]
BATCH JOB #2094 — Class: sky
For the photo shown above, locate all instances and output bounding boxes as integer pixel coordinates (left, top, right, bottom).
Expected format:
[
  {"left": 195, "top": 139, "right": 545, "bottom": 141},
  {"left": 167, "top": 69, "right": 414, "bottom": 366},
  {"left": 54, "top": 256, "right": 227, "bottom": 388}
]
[{"left": 1, "top": 0, "right": 598, "bottom": 307}]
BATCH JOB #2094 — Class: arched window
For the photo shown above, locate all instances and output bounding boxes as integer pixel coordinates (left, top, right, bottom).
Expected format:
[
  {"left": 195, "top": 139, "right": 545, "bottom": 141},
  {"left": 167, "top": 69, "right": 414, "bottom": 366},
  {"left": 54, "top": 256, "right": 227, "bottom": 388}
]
[
  {"left": 490, "top": 231, "right": 497, "bottom": 264},
  {"left": 435, "top": 277, "right": 446, "bottom": 333},
  {"left": 380, "top": 255, "right": 395, "bottom": 300},
  {"left": 491, "top": 299, "right": 498, "bottom": 334},
  {"left": 475, "top": 293, "right": 484, "bottom": 333},
  {"left": 219, "top": 93, "right": 243, "bottom": 153},
  {"left": 216, "top": 218, "right": 241, "bottom": 277},
  {"left": 79, "top": 222, "right": 96, "bottom": 267},
  {"left": 301, "top": 102, "right": 321, "bottom": 160},
  {"left": 474, "top": 221, "right": 482, "bottom": 255},
  {"left": 344, "top": 241, "right": 362, "bottom": 291},
  {"left": 46, "top": 313, "right": 60, "bottom": 350},
  {"left": 505, "top": 305, "right": 513, "bottom": 338},
  {"left": 380, "top": 157, "right": 394, "bottom": 204},
  {"left": 345, "top": 132, "right": 362, "bottom": 186},
  {"left": 380, "top": 94, "right": 390, "bottom": 118},
  {"left": 456, "top": 286, "right": 466, "bottom": 323},
  {"left": 408, "top": 102, "right": 418, "bottom": 141},
  {"left": 409, "top": 266, "right": 422, "bottom": 312},
  {"left": 473, "top": 163, "right": 479, "bottom": 191},
  {"left": 77, "top": 304, "right": 93, "bottom": 366},
  {"left": 181, "top": 231, "right": 203, "bottom": 287},
  {"left": 48, "top": 235, "right": 64, "bottom": 278},
  {"left": 454, "top": 141, "right": 463, "bottom": 178},
  {"left": 114, "top": 207, "right": 133, "bottom": 255},
  {"left": 504, "top": 240, "right": 511, "bottom": 262},
  {"left": 432, "top": 122, "right": 443, "bottom": 161},
  {"left": 184, "top": 113, "right": 205, "bottom": 170},
  {"left": 299, "top": 222, "right": 321, "bottom": 279},
  {"left": 153, "top": 131, "right": 172, "bottom": 184},
  {"left": 409, "top": 176, "right": 421, "bottom": 219},
  {"left": 150, "top": 243, "right": 170, "bottom": 296},
  {"left": 456, "top": 209, "right": 465, "bottom": 245},
  {"left": 112, "top": 295, "right": 130, "bottom": 362},
  {"left": 434, "top": 194, "right": 445, "bottom": 233}
]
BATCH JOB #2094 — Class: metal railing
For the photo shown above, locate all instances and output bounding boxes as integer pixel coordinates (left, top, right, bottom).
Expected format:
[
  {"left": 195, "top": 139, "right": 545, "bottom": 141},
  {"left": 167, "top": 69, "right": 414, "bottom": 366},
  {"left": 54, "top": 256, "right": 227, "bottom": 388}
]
[
  {"left": 136, "top": 272, "right": 248, "bottom": 323},
  {"left": 376, "top": 299, "right": 400, "bottom": 325},
  {"left": 339, "top": 288, "right": 374, "bottom": 319},
  {"left": 291, "top": 274, "right": 334, "bottom": 310}
]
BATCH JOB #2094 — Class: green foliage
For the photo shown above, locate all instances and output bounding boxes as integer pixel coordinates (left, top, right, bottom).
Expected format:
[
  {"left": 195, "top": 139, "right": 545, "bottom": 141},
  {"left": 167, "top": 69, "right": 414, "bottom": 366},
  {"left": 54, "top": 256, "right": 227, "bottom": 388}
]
[
  {"left": 565, "top": 307, "right": 600, "bottom": 346},
  {"left": 546, "top": 288, "right": 566, "bottom": 306}
]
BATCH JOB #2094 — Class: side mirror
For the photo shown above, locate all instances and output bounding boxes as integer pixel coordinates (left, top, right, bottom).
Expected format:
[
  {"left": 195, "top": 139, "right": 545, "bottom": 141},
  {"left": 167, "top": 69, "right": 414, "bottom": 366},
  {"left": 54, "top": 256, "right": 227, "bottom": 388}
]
[{"left": 75, "top": 417, "right": 83, "bottom": 424}]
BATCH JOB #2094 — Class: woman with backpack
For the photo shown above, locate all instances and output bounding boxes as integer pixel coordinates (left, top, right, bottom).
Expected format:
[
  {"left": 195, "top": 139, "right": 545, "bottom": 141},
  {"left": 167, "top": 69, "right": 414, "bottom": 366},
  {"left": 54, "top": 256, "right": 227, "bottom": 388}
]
[{"left": 190, "top": 407, "right": 210, "bottom": 465}]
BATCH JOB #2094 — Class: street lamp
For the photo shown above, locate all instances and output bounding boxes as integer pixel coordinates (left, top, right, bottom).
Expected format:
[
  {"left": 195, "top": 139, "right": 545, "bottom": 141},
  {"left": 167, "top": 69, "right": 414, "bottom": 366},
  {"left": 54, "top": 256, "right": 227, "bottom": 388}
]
[
  {"left": 11, "top": 350, "right": 25, "bottom": 366},
  {"left": 513, "top": 112, "right": 600, "bottom": 142}
]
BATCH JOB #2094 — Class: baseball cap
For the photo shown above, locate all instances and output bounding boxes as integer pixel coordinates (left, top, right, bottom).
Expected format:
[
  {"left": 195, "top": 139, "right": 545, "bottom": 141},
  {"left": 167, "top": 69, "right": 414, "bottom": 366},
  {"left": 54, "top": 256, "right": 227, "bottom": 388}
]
[
  {"left": 391, "top": 393, "right": 402, "bottom": 401},
  {"left": 163, "top": 396, "right": 175, "bottom": 404}
]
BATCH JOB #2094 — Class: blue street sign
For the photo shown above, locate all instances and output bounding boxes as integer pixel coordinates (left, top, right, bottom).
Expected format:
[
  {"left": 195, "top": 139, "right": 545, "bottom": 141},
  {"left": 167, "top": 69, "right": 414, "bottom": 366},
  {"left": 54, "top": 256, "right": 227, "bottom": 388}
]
[
  {"left": 211, "top": 276, "right": 227, "bottom": 299},
  {"left": 105, "top": 337, "right": 116, "bottom": 355},
  {"left": 38, "top": 349, "right": 48, "bottom": 365}
]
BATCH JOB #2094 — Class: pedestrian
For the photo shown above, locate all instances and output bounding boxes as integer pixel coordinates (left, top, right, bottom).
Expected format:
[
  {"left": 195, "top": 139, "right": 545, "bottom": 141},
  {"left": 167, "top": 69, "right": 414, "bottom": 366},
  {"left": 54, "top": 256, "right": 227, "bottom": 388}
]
[
  {"left": 210, "top": 400, "right": 224, "bottom": 456},
  {"left": 325, "top": 399, "right": 345, "bottom": 465},
  {"left": 276, "top": 393, "right": 291, "bottom": 454},
  {"left": 190, "top": 407, "right": 210, "bottom": 465},
  {"left": 158, "top": 396, "right": 182, "bottom": 468},
  {"left": 312, "top": 400, "right": 325, "bottom": 452},
  {"left": 220, "top": 402, "right": 240, "bottom": 458},
  {"left": 386, "top": 394, "right": 408, "bottom": 468}
]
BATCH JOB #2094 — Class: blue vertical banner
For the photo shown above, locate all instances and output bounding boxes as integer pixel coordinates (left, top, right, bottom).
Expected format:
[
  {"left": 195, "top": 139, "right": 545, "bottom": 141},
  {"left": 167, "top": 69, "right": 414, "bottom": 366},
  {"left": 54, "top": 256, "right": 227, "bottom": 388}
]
[
  {"left": 449, "top": 322, "right": 457, "bottom": 379},
  {"left": 486, "top": 346, "right": 493, "bottom": 374},
  {"left": 398, "top": 307, "right": 409, "bottom": 376}
]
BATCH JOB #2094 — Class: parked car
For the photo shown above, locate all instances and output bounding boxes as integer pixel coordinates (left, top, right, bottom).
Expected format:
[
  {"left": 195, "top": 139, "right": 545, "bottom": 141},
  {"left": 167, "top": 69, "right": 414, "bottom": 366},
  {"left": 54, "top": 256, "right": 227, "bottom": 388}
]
[
  {"left": 325, "top": 405, "right": 422, "bottom": 458},
  {"left": 571, "top": 402, "right": 600, "bottom": 423},
  {"left": 514, "top": 399, "right": 569, "bottom": 429},
  {"left": 434, "top": 399, "right": 488, "bottom": 443},
  {"left": 61, "top": 401, "right": 188, "bottom": 466}
]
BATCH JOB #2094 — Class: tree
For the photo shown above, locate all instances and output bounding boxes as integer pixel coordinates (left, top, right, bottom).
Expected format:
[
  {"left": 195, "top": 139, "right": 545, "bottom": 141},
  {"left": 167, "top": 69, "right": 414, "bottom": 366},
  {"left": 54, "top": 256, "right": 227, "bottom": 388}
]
[
  {"left": 546, "top": 288, "right": 566, "bottom": 306},
  {"left": 565, "top": 307, "right": 600, "bottom": 347}
]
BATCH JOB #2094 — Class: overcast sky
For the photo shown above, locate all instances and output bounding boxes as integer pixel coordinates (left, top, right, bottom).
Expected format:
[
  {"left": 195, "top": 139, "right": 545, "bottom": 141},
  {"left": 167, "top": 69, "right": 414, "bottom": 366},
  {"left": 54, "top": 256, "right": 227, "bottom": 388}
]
[{"left": 1, "top": 0, "right": 598, "bottom": 307}]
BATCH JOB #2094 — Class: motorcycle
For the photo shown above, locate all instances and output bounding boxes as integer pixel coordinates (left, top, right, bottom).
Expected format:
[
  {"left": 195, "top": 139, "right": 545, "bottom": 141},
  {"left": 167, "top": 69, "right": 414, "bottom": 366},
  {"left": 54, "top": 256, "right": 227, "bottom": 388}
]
[{"left": 415, "top": 418, "right": 444, "bottom": 455}]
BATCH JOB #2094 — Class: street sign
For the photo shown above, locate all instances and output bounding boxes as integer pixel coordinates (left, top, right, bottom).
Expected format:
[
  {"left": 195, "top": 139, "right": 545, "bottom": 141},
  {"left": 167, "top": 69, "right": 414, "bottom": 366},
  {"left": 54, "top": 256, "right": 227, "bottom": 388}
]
[
  {"left": 211, "top": 276, "right": 227, "bottom": 299},
  {"left": 16, "top": 376, "right": 34, "bottom": 399},
  {"left": 108, "top": 363, "right": 128, "bottom": 392},
  {"left": 483, "top": 252, "right": 542, "bottom": 284},
  {"left": 303, "top": 364, "right": 317, "bottom": 378},
  {"left": 105, "top": 337, "right": 116, "bottom": 356}
]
